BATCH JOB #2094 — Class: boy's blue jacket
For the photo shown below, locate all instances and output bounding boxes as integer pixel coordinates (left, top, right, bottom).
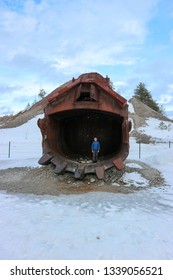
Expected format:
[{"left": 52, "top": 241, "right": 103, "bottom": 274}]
[{"left": 91, "top": 141, "right": 100, "bottom": 151}]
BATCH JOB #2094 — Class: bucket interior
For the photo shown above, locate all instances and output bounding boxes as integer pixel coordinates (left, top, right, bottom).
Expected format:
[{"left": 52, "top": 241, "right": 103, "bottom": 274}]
[{"left": 48, "top": 109, "right": 123, "bottom": 160}]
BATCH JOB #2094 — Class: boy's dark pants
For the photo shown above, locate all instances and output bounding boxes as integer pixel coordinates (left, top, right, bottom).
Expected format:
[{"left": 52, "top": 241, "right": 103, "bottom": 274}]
[{"left": 92, "top": 151, "right": 98, "bottom": 162}]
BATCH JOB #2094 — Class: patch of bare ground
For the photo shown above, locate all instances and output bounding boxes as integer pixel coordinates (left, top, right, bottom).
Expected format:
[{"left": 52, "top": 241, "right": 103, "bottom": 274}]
[{"left": 0, "top": 160, "right": 165, "bottom": 196}]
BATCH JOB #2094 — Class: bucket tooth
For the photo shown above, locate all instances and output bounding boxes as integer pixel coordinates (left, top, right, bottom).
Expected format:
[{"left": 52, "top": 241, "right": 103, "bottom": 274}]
[
  {"left": 38, "top": 153, "right": 53, "bottom": 165},
  {"left": 54, "top": 162, "right": 67, "bottom": 174},
  {"left": 51, "top": 157, "right": 67, "bottom": 174},
  {"left": 95, "top": 165, "right": 105, "bottom": 179},
  {"left": 113, "top": 157, "right": 124, "bottom": 170},
  {"left": 51, "top": 157, "right": 61, "bottom": 166},
  {"left": 65, "top": 162, "right": 78, "bottom": 173},
  {"left": 84, "top": 164, "right": 95, "bottom": 174},
  {"left": 74, "top": 166, "right": 85, "bottom": 179}
]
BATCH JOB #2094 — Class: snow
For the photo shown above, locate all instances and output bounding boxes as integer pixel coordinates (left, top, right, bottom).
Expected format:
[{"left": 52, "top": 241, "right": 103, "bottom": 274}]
[
  {"left": 0, "top": 158, "right": 40, "bottom": 169},
  {"left": 128, "top": 102, "right": 135, "bottom": 113},
  {"left": 126, "top": 162, "right": 142, "bottom": 169},
  {"left": 121, "top": 172, "right": 149, "bottom": 188},
  {"left": 0, "top": 115, "right": 43, "bottom": 143},
  {"left": 137, "top": 117, "right": 173, "bottom": 142},
  {"left": 0, "top": 115, "right": 42, "bottom": 163},
  {"left": 0, "top": 190, "right": 172, "bottom": 260},
  {"left": 0, "top": 113, "right": 173, "bottom": 260}
]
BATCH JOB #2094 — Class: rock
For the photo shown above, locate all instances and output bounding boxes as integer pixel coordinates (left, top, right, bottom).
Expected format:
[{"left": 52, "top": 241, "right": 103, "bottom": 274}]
[
  {"left": 112, "top": 182, "right": 119, "bottom": 187},
  {"left": 90, "top": 178, "right": 96, "bottom": 183}
]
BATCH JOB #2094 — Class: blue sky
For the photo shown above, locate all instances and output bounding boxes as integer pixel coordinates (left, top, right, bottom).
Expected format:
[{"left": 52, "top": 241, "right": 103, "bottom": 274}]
[{"left": 0, "top": 0, "right": 173, "bottom": 118}]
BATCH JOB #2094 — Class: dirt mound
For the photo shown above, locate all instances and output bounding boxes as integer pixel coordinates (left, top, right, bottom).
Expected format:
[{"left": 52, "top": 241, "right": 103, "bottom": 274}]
[
  {"left": 128, "top": 97, "right": 172, "bottom": 143},
  {"left": 0, "top": 160, "right": 165, "bottom": 196},
  {"left": 129, "top": 97, "right": 171, "bottom": 127}
]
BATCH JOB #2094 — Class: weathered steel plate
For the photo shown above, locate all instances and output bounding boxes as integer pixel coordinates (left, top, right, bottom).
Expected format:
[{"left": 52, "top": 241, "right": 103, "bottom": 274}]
[
  {"left": 37, "top": 72, "right": 130, "bottom": 179},
  {"left": 95, "top": 165, "right": 104, "bottom": 179},
  {"left": 74, "top": 166, "right": 85, "bottom": 179},
  {"left": 38, "top": 153, "right": 53, "bottom": 165},
  {"left": 113, "top": 158, "right": 124, "bottom": 170},
  {"left": 54, "top": 162, "right": 67, "bottom": 174}
]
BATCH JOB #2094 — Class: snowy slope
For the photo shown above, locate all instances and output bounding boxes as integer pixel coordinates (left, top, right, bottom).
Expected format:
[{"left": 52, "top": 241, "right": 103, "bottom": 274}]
[
  {"left": 136, "top": 118, "right": 173, "bottom": 142},
  {"left": 0, "top": 115, "right": 43, "bottom": 165},
  {"left": 0, "top": 111, "right": 173, "bottom": 260}
]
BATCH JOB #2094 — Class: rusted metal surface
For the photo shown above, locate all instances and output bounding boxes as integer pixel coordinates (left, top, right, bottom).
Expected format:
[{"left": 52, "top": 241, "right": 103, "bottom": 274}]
[
  {"left": 38, "top": 153, "right": 53, "bottom": 165},
  {"left": 74, "top": 166, "right": 85, "bottom": 179},
  {"left": 38, "top": 72, "right": 131, "bottom": 179},
  {"left": 51, "top": 157, "right": 67, "bottom": 174},
  {"left": 113, "top": 158, "right": 125, "bottom": 170},
  {"left": 95, "top": 165, "right": 105, "bottom": 180}
]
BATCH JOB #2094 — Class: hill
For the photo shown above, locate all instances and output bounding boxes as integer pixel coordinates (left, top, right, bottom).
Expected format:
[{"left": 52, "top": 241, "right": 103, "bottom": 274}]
[
  {"left": 129, "top": 96, "right": 171, "bottom": 125},
  {"left": 0, "top": 98, "right": 47, "bottom": 128},
  {"left": 128, "top": 97, "right": 172, "bottom": 143}
]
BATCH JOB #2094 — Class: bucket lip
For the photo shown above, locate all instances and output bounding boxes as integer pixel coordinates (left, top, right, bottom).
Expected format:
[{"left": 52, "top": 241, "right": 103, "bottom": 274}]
[{"left": 38, "top": 151, "right": 126, "bottom": 177}]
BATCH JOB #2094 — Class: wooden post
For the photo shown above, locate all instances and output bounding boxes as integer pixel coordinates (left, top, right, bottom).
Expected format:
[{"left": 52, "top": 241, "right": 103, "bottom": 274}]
[
  {"left": 8, "top": 141, "right": 11, "bottom": 158},
  {"left": 139, "top": 141, "right": 141, "bottom": 159}
]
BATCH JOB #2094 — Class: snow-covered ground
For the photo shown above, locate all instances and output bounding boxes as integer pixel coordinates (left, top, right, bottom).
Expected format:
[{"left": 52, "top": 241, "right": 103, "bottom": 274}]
[{"left": 0, "top": 115, "right": 173, "bottom": 260}]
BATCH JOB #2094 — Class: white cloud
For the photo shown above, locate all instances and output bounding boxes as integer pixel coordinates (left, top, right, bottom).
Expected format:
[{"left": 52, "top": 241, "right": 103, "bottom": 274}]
[
  {"left": 157, "top": 94, "right": 173, "bottom": 104},
  {"left": 113, "top": 81, "right": 127, "bottom": 87},
  {"left": 3, "top": 0, "right": 173, "bottom": 116},
  {"left": 0, "top": 0, "right": 157, "bottom": 69}
]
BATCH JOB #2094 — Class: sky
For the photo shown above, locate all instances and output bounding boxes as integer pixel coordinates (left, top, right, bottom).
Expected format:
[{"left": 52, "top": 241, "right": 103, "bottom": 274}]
[{"left": 0, "top": 0, "right": 173, "bottom": 117}]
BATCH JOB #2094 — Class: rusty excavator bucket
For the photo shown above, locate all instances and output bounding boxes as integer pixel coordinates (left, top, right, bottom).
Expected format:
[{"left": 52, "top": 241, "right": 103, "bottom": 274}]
[{"left": 38, "top": 73, "right": 131, "bottom": 179}]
